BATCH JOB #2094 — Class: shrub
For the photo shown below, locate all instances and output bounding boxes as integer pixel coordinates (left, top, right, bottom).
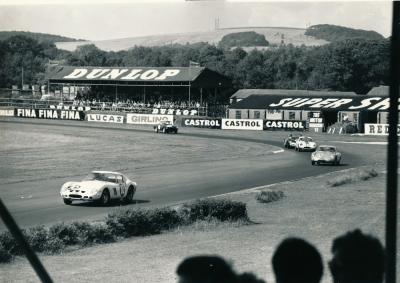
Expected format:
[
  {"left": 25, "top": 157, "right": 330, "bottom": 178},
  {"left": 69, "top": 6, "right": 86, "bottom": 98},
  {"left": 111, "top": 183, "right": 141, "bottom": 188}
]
[
  {"left": 24, "top": 226, "right": 49, "bottom": 253},
  {"left": 106, "top": 209, "right": 162, "bottom": 237},
  {"left": 79, "top": 223, "right": 115, "bottom": 245},
  {"left": 0, "top": 243, "right": 12, "bottom": 263},
  {"left": 0, "top": 231, "right": 23, "bottom": 256},
  {"left": 48, "top": 222, "right": 81, "bottom": 245},
  {"left": 327, "top": 168, "right": 379, "bottom": 187},
  {"left": 256, "top": 190, "right": 285, "bottom": 203},
  {"left": 183, "top": 199, "right": 248, "bottom": 222}
]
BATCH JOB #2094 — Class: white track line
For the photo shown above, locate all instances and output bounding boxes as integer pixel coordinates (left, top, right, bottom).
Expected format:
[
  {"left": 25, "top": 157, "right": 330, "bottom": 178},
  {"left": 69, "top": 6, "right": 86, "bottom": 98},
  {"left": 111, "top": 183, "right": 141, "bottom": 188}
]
[
  {"left": 272, "top": 149, "right": 285, "bottom": 154},
  {"left": 332, "top": 141, "right": 388, "bottom": 145}
]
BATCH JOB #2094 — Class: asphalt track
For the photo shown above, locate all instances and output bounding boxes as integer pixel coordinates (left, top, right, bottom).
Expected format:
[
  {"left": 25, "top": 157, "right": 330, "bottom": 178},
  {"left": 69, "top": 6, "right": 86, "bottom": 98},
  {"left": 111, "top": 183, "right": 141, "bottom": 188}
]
[{"left": 0, "top": 119, "right": 370, "bottom": 230}]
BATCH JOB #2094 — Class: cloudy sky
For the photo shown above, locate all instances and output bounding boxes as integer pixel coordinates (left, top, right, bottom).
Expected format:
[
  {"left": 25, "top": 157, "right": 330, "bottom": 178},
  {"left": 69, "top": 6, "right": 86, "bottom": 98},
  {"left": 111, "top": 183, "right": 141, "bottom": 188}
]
[{"left": 0, "top": 1, "right": 392, "bottom": 41}]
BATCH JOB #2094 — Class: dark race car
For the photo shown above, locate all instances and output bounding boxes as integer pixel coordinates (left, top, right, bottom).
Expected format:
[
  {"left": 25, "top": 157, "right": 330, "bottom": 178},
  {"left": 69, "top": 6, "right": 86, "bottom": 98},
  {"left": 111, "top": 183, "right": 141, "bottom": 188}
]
[
  {"left": 283, "top": 135, "right": 299, "bottom": 149},
  {"left": 154, "top": 121, "right": 178, "bottom": 134}
]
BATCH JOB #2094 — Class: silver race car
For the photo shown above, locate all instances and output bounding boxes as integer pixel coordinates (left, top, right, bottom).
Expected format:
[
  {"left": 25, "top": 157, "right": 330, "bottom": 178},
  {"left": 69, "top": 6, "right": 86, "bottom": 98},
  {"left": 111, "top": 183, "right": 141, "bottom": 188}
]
[
  {"left": 154, "top": 121, "right": 178, "bottom": 134},
  {"left": 295, "top": 136, "right": 317, "bottom": 152},
  {"left": 60, "top": 171, "right": 137, "bottom": 205},
  {"left": 311, "top": 145, "right": 342, "bottom": 165}
]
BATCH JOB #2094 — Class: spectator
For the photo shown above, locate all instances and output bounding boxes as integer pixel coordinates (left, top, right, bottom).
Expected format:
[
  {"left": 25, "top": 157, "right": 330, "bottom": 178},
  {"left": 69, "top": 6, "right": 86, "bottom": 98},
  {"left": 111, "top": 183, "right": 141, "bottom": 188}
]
[
  {"left": 272, "top": 237, "right": 323, "bottom": 283},
  {"left": 176, "top": 255, "right": 239, "bottom": 283},
  {"left": 237, "top": 272, "right": 266, "bottom": 283},
  {"left": 329, "top": 229, "right": 385, "bottom": 283}
]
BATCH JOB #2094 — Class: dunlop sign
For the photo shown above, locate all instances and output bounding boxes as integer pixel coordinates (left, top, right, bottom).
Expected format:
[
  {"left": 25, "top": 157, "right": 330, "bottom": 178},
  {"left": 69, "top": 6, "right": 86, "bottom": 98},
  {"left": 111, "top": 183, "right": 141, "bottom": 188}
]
[
  {"left": 264, "top": 120, "right": 305, "bottom": 130},
  {"left": 15, "top": 108, "right": 85, "bottom": 120},
  {"left": 126, "top": 113, "right": 173, "bottom": 125},
  {"left": 221, "top": 119, "right": 263, "bottom": 130},
  {"left": 182, "top": 118, "right": 221, "bottom": 129},
  {"left": 64, "top": 68, "right": 180, "bottom": 81},
  {"left": 364, "top": 123, "right": 400, "bottom": 135},
  {"left": 87, "top": 114, "right": 124, "bottom": 124}
]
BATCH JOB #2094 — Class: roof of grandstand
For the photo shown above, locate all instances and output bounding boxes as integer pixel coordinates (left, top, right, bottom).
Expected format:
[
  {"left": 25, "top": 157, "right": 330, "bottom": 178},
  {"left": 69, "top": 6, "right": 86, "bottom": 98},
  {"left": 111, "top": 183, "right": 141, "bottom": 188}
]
[{"left": 46, "top": 66, "right": 232, "bottom": 88}]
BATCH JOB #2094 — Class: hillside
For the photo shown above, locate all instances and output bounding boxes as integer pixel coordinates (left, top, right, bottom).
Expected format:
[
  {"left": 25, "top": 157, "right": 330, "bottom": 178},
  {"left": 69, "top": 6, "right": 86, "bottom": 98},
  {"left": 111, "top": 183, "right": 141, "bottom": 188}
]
[
  {"left": 305, "top": 24, "right": 385, "bottom": 42},
  {"left": 55, "top": 27, "right": 329, "bottom": 52},
  {"left": 0, "top": 31, "right": 83, "bottom": 43}
]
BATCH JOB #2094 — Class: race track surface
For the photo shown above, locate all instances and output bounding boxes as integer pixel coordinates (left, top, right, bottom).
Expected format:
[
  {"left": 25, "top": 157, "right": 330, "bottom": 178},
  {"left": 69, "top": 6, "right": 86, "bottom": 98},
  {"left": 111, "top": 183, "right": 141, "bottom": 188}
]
[{"left": 0, "top": 118, "right": 379, "bottom": 230}]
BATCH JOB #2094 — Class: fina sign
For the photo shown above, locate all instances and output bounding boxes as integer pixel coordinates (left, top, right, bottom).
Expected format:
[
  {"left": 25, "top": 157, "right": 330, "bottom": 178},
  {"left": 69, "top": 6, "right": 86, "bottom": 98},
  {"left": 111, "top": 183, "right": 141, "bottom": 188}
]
[
  {"left": 87, "top": 114, "right": 124, "bottom": 124},
  {"left": 15, "top": 108, "right": 84, "bottom": 120},
  {"left": 221, "top": 119, "right": 263, "bottom": 130},
  {"left": 63, "top": 68, "right": 180, "bottom": 81},
  {"left": 264, "top": 120, "right": 305, "bottom": 130},
  {"left": 126, "top": 113, "right": 173, "bottom": 125}
]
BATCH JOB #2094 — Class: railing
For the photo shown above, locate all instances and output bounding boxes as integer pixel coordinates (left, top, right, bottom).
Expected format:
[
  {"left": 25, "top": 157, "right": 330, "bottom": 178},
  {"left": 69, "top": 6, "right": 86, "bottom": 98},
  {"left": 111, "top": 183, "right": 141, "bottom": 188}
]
[{"left": 0, "top": 98, "right": 227, "bottom": 117}]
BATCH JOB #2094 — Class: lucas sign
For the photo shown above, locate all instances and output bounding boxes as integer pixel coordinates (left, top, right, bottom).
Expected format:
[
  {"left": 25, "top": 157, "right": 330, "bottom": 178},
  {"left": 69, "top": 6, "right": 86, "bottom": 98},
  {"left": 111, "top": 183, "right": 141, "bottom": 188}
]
[
  {"left": 221, "top": 119, "right": 263, "bottom": 130},
  {"left": 87, "top": 114, "right": 124, "bottom": 124}
]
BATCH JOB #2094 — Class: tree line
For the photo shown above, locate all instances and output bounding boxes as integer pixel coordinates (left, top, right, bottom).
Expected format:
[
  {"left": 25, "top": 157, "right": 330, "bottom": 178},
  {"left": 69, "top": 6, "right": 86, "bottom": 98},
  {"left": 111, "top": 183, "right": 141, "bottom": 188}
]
[{"left": 0, "top": 34, "right": 389, "bottom": 94}]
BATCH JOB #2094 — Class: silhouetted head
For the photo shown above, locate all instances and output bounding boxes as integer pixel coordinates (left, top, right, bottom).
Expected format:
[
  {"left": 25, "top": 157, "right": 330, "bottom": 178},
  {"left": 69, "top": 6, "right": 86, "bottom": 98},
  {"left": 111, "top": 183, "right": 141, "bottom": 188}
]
[
  {"left": 177, "top": 255, "right": 239, "bottom": 283},
  {"left": 272, "top": 237, "right": 323, "bottom": 283},
  {"left": 329, "top": 229, "right": 385, "bottom": 283}
]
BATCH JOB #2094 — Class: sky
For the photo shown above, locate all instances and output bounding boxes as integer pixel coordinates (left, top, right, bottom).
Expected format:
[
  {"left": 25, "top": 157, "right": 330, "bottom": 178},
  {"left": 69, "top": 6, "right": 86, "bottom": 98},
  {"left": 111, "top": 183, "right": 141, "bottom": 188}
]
[{"left": 0, "top": 1, "right": 392, "bottom": 41}]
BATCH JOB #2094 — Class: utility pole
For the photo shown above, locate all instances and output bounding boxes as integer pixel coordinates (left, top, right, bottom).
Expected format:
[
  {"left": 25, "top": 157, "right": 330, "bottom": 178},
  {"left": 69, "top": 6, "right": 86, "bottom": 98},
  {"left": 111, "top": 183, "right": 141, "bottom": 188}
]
[{"left": 21, "top": 67, "right": 24, "bottom": 92}]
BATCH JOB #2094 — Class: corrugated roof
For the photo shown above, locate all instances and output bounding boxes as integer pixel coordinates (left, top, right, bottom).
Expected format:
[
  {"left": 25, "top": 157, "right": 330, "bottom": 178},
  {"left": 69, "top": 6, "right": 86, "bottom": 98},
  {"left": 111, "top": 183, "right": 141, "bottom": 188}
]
[
  {"left": 367, "top": 85, "right": 389, "bottom": 96},
  {"left": 230, "top": 89, "right": 358, "bottom": 99},
  {"left": 47, "top": 66, "right": 205, "bottom": 82}
]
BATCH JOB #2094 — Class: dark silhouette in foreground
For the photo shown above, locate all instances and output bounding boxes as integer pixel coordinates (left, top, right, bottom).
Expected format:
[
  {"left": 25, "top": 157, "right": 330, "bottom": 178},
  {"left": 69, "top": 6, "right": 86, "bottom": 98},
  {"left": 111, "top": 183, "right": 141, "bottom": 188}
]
[
  {"left": 272, "top": 237, "right": 323, "bottom": 283},
  {"left": 329, "top": 229, "right": 385, "bottom": 283},
  {"left": 176, "top": 255, "right": 265, "bottom": 283}
]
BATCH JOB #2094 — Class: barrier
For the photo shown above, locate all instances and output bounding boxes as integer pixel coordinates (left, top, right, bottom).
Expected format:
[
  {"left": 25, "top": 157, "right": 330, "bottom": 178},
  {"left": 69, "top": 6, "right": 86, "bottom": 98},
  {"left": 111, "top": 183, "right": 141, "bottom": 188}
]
[
  {"left": 87, "top": 113, "right": 124, "bottom": 124},
  {"left": 181, "top": 118, "right": 221, "bottom": 129},
  {"left": 221, "top": 119, "right": 263, "bottom": 130},
  {"left": 126, "top": 113, "right": 173, "bottom": 125},
  {"left": 14, "top": 108, "right": 85, "bottom": 120}
]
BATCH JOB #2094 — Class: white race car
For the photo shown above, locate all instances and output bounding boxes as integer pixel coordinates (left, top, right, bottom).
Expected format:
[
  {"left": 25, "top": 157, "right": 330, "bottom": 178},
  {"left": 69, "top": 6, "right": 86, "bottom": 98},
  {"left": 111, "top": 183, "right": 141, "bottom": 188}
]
[
  {"left": 60, "top": 171, "right": 137, "bottom": 205},
  {"left": 311, "top": 145, "right": 342, "bottom": 165},
  {"left": 295, "top": 136, "right": 317, "bottom": 152}
]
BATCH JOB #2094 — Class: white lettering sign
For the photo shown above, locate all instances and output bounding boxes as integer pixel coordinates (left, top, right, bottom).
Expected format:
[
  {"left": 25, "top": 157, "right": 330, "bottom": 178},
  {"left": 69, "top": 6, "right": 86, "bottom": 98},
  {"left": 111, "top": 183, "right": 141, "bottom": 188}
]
[
  {"left": 221, "top": 119, "right": 263, "bottom": 130},
  {"left": 0, "top": 109, "right": 14, "bottom": 116},
  {"left": 63, "top": 68, "right": 181, "bottom": 81},
  {"left": 126, "top": 114, "right": 173, "bottom": 125},
  {"left": 87, "top": 114, "right": 124, "bottom": 124}
]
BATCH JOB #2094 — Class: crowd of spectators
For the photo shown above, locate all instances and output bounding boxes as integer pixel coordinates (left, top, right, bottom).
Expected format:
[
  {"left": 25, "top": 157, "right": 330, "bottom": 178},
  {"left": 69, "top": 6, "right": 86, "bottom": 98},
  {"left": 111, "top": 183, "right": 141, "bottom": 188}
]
[
  {"left": 176, "top": 229, "right": 385, "bottom": 283},
  {"left": 69, "top": 98, "right": 206, "bottom": 112}
]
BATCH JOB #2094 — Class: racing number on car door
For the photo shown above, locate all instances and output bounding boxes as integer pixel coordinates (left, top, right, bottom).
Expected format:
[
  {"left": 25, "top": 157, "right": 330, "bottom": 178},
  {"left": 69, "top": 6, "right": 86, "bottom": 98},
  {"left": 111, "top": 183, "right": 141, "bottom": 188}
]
[{"left": 118, "top": 175, "right": 126, "bottom": 197}]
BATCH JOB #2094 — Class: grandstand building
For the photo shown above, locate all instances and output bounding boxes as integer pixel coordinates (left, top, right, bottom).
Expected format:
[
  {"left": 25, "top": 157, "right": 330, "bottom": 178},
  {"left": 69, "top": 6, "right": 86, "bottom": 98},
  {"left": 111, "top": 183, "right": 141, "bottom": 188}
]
[
  {"left": 228, "top": 87, "right": 390, "bottom": 132},
  {"left": 46, "top": 65, "right": 232, "bottom": 116}
]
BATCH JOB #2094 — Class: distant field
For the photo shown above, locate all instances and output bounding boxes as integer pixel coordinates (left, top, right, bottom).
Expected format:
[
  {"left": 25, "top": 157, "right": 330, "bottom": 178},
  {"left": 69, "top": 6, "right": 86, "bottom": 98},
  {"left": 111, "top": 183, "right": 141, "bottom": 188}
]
[{"left": 55, "top": 27, "right": 329, "bottom": 51}]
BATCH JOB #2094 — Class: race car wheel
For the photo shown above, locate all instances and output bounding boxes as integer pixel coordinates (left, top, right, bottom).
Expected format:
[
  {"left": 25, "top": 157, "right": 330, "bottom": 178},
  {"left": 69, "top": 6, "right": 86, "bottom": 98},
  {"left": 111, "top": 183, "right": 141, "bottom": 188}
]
[
  {"left": 63, "top": 199, "right": 72, "bottom": 205},
  {"left": 311, "top": 161, "right": 315, "bottom": 166},
  {"left": 99, "top": 189, "right": 110, "bottom": 205},
  {"left": 124, "top": 186, "right": 135, "bottom": 204},
  {"left": 174, "top": 129, "right": 178, "bottom": 134},
  {"left": 154, "top": 127, "right": 159, "bottom": 133},
  {"left": 335, "top": 159, "right": 340, "bottom": 166},
  {"left": 162, "top": 128, "right": 166, "bottom": 134}
]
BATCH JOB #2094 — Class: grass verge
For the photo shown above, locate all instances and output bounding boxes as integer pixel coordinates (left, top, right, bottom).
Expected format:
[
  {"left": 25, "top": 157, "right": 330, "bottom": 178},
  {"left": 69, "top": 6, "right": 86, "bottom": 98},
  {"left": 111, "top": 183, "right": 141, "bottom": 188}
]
[{"left": 0, "top": 198, "right": 248, "bottom": 264}]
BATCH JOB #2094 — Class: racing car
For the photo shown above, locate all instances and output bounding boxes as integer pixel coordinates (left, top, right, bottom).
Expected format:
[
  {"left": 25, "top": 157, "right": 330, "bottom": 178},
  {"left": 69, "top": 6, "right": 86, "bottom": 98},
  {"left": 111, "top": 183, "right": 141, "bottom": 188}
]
[
  {"left": 283, "top": 134, "right": 299, "bottom": 149},
  {"left": 154, "top": 121, "right": 178, "bottom": 134},
  {"left": 60, "top": 171, "right": 137, "bottom": 205},
  {"left": 295, "top": 136, "right": 317, "bottom": 152},
  {"left": 311, "top": 145, "right": 342, "bottom": 165}
]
